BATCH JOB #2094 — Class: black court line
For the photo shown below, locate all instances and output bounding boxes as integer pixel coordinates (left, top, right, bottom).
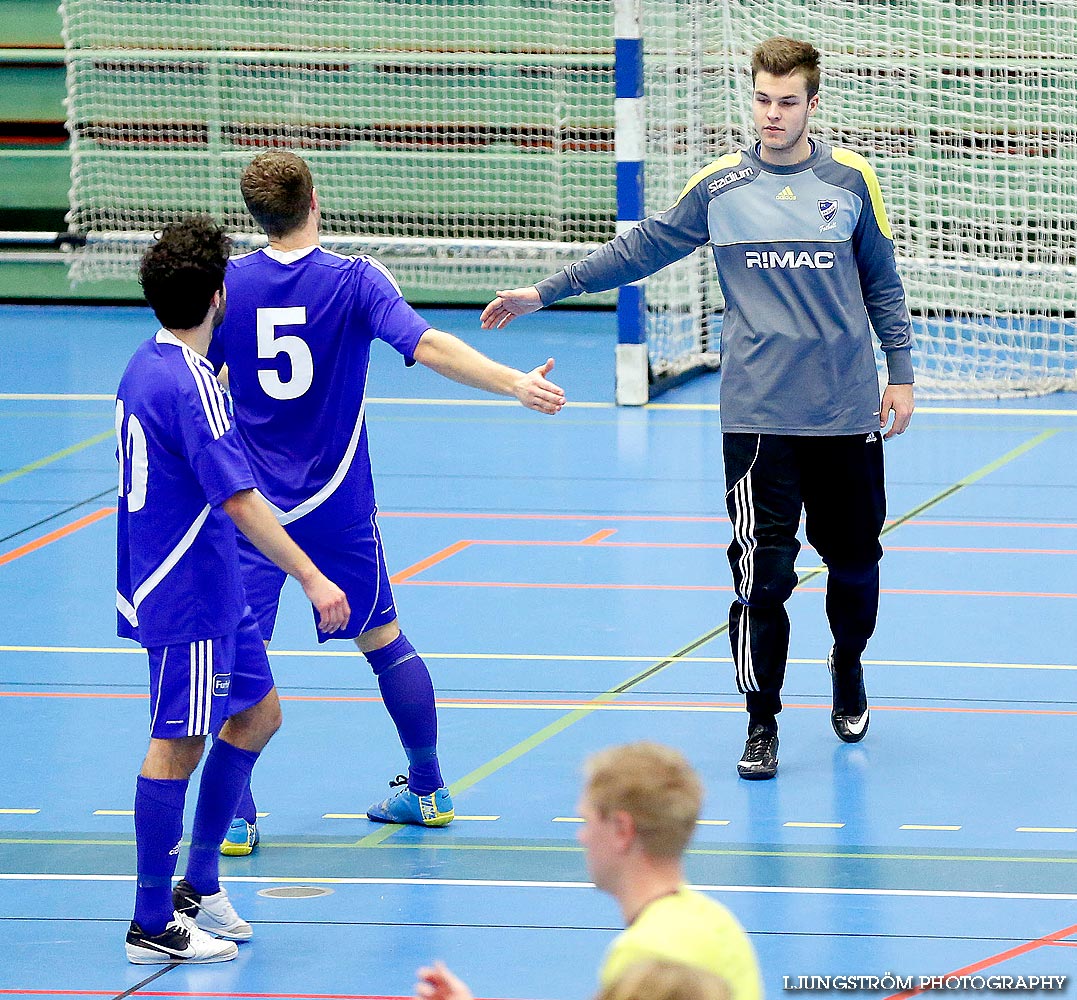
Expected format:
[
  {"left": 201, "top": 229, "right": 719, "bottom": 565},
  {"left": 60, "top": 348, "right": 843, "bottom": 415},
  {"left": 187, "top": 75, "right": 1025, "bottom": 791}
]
[
  {"left": 112, "top": 964, "right": 176, "bottom": 1000},
  {"left": 0, "top": 486, "right": 115, "bottom": 547}
]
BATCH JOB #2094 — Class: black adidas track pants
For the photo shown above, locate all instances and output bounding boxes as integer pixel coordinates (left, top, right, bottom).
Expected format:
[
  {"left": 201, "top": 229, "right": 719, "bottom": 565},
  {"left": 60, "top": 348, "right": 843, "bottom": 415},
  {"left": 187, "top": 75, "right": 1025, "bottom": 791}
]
[{"left": 722, "top": 431, "right": 886, "bottom": 730}]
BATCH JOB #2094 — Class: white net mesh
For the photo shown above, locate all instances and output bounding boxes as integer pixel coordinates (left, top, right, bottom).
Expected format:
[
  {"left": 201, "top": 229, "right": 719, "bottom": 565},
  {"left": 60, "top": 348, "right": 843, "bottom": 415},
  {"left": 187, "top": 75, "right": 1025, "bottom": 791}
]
[
  {"left": 61, "top": 0, "right": 1077, "bottom": 396},
  {"left": 640, "top": 0, "right": 1077, "bottom": 396},
  {"left": 61, "top": 0, "right": 614, "bottom": 295}
]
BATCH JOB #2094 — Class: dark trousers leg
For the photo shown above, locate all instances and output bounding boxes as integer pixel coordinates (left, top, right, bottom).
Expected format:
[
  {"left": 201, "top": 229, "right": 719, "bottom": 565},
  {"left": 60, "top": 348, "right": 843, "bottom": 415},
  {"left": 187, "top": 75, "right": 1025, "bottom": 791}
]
[
  {"left": 723, "top": 434, "right": 803, "bottom": 730},
  {"left": 799, "top": 434, "right": 886, "bottom": 663}
]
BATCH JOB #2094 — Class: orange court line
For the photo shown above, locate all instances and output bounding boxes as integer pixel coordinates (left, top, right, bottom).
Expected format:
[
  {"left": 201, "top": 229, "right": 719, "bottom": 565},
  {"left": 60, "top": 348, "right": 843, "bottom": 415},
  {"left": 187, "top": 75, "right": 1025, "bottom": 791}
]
[
  {"left": 884, "top": 922, "right": 1077, "bottom": 999},
  {"left": 464, "top": 538, "right": 1074, "bottom": 556},
  {"left": 2, "top": 690, "right": 1076, "bottom": 717},
  {"left": 389, "top": 539, "right": 473, "bottom": 583},
  {"left": 397, "top": 579, "right": 1077, "bottom": 599},
  {"left": 379, "top": 511, "right": 1077, "bottom": 530},
  {"left": 0, "top": 508, "right": 116, "bottom": 568}
]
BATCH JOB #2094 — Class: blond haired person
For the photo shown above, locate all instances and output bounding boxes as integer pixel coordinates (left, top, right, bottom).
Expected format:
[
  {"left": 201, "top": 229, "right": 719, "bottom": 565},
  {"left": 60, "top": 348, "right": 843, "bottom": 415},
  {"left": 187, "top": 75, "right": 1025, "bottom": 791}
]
[
  {"left": 414, "top": 743, "right": 762, "bottom": 1000},
  {"left": 600, "top": 959, "right": 731, "bottom": 1000}
]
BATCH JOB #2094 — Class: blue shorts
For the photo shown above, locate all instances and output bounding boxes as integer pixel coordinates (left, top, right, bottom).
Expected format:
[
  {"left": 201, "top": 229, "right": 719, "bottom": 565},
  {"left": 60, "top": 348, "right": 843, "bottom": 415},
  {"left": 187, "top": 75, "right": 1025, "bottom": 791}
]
[
  {"left": 146, "top": 612, "right": 275, "bottom": 739},
  {"left": 236, "top": 511, "right": 397, "bottom": 643}
]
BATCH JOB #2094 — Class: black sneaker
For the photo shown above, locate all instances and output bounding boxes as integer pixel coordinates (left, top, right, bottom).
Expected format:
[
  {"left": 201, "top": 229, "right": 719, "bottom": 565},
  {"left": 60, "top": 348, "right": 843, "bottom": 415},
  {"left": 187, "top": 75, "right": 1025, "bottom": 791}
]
[
  {"left": 125, "top": 910, "right": 238, "bottom": 964},
  {"left": 737, "top": 725, "right": 779, "bottom": 780},
  {"left": 828, "top": 647, "right": 869, "bottom": 743}
]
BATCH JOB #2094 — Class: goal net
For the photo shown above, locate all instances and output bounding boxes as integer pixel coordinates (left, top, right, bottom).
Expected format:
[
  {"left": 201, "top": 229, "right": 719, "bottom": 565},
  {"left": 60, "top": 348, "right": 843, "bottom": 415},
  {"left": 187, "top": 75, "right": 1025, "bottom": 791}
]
[
  {"left": 61, "top": 0, "right": 1077, "bottom": 398},
  {"left": 60, "top": 1, "right": 615, "bottom": 297},
  {"left": 634, "top": 0, "right": 1077, "bottom": 399}
]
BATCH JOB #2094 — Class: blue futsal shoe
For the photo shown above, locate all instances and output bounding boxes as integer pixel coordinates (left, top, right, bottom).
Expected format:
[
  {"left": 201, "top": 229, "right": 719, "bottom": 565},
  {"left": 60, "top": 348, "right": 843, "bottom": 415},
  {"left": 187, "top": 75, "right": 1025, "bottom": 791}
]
[
  {"left": 220, "top": 817, "right": 259, "bottom": 857},
  {"left": 366, "top": 775, "right": 454, "bottom": 827}
]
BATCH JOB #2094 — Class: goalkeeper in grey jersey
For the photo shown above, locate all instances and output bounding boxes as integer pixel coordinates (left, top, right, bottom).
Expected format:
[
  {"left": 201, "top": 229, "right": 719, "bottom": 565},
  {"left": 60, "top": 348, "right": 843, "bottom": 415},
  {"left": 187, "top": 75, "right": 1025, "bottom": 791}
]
[{"left": 481, "top": 37, "right": 915, "bottom": 780}]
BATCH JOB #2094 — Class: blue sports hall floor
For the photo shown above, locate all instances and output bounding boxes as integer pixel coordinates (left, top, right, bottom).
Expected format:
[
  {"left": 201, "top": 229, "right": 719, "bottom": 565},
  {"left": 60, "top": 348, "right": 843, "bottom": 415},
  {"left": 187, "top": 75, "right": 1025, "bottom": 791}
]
[{"left": 0, "top": 303, "right": 1075, "bottom": 998}]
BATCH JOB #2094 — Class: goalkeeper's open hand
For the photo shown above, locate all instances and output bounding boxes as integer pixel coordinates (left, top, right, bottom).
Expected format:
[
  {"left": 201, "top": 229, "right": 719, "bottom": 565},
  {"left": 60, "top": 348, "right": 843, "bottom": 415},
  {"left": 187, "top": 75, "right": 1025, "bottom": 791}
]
[{"left": 481, "top": 286, "right": 543, "bottom": 329}]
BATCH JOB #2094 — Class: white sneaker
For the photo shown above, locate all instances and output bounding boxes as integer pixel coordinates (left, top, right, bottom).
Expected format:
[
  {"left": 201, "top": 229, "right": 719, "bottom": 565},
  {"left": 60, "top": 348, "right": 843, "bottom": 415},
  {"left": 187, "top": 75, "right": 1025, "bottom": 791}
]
[
  {"left": 173, "top": 878, "right": 253, "bottom": 940},
  {"left": 125, "top": 910, "right": 238, "bottom": 964}
]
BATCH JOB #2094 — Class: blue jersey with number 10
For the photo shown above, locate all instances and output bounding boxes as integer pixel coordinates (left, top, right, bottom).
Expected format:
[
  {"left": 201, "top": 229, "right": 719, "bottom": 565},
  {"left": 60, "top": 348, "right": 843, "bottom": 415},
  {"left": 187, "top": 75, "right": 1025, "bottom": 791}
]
[
  {"left": 116, "top": 331, "right": 256, "bottom": 648},
  {"left": 213, "top": 247, "right": 430, "bottom": 525}
]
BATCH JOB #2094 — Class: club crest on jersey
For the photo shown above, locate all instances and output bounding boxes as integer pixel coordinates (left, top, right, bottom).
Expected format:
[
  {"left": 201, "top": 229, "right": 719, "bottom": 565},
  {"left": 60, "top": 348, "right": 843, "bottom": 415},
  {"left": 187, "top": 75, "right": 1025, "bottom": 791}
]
[
  {"left": 213, "top": 673, "right": 231, "bottom": 696},
  {"left": 818, "top": 199, "right": 838, "bottom": 223}
]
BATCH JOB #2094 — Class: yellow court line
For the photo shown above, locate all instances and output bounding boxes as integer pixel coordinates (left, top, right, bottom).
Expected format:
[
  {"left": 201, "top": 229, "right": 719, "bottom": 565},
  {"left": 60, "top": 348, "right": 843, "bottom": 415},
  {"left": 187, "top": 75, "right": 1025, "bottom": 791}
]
[
  {"left": 323, "top": 813, "right": 498, "bottom": 821},
  {"left": 901, "top": 825, "right": 962, "bottom": 831},
  {"left": 785, "top": 822, "right": 845, "bottom": 829},
  {"left": 1017, "top": 827, "right": 1077, "bottom": 834},
  {"left": 0, "top": 430, "right": 114, "bottom": 486},
  {"left": 1, "top": 393, "right": 1074, "bottom": 417},
  {"left": 555, "top": 816, "right": 730, "bottom": 827},
  {"left": 93, "top": 810, "right": 133, "bottom": 816},
  {"left": 0, "top": 808, "right": 39, "bottom": 815},
  {"left": 2, "top": 644, "right": 1076, "bottom": 672}
]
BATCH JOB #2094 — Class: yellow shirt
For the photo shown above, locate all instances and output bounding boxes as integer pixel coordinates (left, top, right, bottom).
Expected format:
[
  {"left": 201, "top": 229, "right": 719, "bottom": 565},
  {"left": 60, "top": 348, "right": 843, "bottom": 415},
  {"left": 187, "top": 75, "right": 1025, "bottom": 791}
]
[{"left": 599, "top": 888, "right": 763, "bottom": 1000}]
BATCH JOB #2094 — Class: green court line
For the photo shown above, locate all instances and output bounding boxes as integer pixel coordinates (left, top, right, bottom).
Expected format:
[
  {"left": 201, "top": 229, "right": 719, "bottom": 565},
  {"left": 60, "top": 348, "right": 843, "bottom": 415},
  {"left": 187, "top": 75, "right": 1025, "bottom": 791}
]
[
  {"left": 880, "top": 430, "right": 1059, "bottom": 538},
  {"left": 0, "top": 429, "right": 113, "bottom": 486},
  {"left": 358, "top": 428, "right": 1063, "bottom": 847},
  {"left": 0, "top": 836, "right": 1073, "bottom": 866}
]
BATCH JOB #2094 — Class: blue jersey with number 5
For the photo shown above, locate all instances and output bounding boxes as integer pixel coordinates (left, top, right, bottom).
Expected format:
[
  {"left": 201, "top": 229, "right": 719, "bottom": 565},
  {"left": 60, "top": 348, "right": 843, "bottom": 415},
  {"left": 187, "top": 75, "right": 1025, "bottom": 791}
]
[
  {"left": 115, "top": 332, "right": 256, "bottom": 648},
  {"left": 213, "top": 247, "right": 430, "bottom": 524}
]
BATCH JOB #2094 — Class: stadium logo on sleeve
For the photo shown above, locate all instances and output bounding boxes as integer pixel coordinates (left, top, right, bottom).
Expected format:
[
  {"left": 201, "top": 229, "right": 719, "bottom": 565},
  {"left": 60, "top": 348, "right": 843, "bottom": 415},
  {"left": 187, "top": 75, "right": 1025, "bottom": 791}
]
[{"left": 708, "top": 166, "right": 754, "bottom": 194}]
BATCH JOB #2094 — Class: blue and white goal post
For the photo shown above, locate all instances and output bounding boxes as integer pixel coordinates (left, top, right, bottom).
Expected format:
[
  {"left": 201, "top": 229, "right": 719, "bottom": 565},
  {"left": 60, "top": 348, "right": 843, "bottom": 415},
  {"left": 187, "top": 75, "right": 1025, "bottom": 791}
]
[
  {"left": 613, "top": 0, "right": 724, "bottom": 406},
  {"left": 613, "top": 0, "right": 649, "bottom": 405}
]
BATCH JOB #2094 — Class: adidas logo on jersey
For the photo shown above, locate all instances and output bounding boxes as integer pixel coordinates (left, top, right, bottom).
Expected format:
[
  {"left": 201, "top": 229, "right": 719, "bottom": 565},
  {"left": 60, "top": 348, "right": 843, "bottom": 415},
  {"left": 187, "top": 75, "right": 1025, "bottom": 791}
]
[{"left": 775, "top": 186, "right": 797, "bottom": 201}]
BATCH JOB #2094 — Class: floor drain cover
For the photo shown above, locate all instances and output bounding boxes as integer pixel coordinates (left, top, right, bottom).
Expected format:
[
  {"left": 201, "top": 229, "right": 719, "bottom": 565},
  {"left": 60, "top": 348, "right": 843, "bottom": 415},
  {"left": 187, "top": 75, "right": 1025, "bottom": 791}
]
[{"left": 257, "top": 886, "right": 334, "bottom": 899}]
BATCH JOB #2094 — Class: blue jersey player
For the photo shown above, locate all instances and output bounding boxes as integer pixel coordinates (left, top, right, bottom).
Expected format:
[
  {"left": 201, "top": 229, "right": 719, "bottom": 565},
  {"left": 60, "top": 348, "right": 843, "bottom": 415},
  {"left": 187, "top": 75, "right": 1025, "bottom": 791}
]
[
  {"left": 482, "top": 38, "right": 916, "bottom": 781},
  {"left": 211, "top": 150, "right": 564, "bottom": 845},
  {"left": 117, "top": 216, "right": 349, "bottom": 963}
]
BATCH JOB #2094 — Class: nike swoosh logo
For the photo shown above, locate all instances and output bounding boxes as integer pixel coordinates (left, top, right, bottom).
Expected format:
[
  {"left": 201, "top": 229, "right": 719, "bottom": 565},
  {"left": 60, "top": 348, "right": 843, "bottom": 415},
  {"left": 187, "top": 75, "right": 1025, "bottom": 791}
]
[{"left": 843, "top": 712, "right": 869, "bottom": 735}]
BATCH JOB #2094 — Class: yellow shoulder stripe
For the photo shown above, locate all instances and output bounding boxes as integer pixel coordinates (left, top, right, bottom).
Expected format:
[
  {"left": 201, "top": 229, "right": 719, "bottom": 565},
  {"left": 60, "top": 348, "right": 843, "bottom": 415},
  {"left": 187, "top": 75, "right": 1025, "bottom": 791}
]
[
  {"left": 832, "top": 147, "right": 894, "bottom": 240},
  {"left": 674, "top": 151, "right": 744, "bottom": 205}
]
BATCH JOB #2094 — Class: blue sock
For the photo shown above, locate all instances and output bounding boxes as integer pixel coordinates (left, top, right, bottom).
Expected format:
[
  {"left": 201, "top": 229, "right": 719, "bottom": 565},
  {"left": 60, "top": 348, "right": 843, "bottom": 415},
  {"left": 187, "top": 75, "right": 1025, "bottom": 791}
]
[
  {"left": 366, "top": 633, "right": 443, "bottom": 795},
  {"left": 133, "top": 775, "right": 188, "bottom": 935},
  {"left": 184, "top": 739, "right": 259, "bottom": 896},
  {"left": 234, "top": 780, "right": 257, "bottom": 824}
]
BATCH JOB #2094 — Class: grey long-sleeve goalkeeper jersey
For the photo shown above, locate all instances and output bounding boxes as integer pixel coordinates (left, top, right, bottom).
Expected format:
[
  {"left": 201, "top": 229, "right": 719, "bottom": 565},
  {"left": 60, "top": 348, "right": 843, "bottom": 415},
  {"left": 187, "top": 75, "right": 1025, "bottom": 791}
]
[{"left": 535, "top": 140, "right": 914, "bottom": 436}]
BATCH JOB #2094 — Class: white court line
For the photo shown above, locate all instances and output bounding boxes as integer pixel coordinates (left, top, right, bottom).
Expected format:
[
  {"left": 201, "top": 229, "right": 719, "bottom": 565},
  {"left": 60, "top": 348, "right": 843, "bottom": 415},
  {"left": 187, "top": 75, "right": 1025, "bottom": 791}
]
[
  {"left": 1, "top": 393, "right": 1075, "bottom": 417},
  {"left": 2, "top": 645, "right": 1076, "bottom": 672},
  {"left": 2, "top": 873, "right": 1076, "bottom": 902}
]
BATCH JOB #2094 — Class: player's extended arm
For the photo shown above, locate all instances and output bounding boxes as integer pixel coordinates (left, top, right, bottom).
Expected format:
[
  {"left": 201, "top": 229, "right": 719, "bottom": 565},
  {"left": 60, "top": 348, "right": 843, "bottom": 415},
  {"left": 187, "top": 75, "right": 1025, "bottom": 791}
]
[
  {"left": 413, "top": 328, "right": 565, "bottom": 415},
  {"left": 221, "top": 489, "right": 351, "bottom": 633},
  {"left": 482, "top": 186, "right": 710, "bottom": 329}
]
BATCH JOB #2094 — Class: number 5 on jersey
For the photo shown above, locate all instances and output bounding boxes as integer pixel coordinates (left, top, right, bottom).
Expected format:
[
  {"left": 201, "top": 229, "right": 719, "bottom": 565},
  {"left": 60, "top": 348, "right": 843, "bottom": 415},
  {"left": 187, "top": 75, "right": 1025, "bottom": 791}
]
[{"left": 257, "top": 306, "right": 313, "bottom": 400}]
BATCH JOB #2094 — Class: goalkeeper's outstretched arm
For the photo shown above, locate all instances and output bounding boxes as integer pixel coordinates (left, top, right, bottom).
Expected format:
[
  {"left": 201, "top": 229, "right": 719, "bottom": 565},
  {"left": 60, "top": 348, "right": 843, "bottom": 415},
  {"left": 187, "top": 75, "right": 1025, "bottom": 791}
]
[{"left": 481, "top": 181, "right": 711, "bottom": 329}]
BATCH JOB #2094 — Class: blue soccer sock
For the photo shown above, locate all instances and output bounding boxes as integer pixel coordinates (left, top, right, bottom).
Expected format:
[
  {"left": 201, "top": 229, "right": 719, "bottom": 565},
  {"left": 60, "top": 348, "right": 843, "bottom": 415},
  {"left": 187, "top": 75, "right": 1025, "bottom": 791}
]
[
  {"left": 366, "top": 633, "right": 444, "bottom": 796},
  {"left": 234, "top": 779, "right": 257, "bottom": 825},
  {"left": 184, "top": 739, "right": 259, "bottom": 896},
  {"left": 133, "top": 775, "right": 188, "bottom": 935}
]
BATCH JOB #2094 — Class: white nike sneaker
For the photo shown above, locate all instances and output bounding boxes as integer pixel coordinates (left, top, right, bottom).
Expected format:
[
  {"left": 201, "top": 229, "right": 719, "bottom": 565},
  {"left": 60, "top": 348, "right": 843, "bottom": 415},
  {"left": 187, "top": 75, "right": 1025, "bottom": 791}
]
[
  {"left": 125, "top": 910, "right": 238, "bottom": 964},
  {"left": 173, "top": 878, "right": 253, "bottom": 940}
]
